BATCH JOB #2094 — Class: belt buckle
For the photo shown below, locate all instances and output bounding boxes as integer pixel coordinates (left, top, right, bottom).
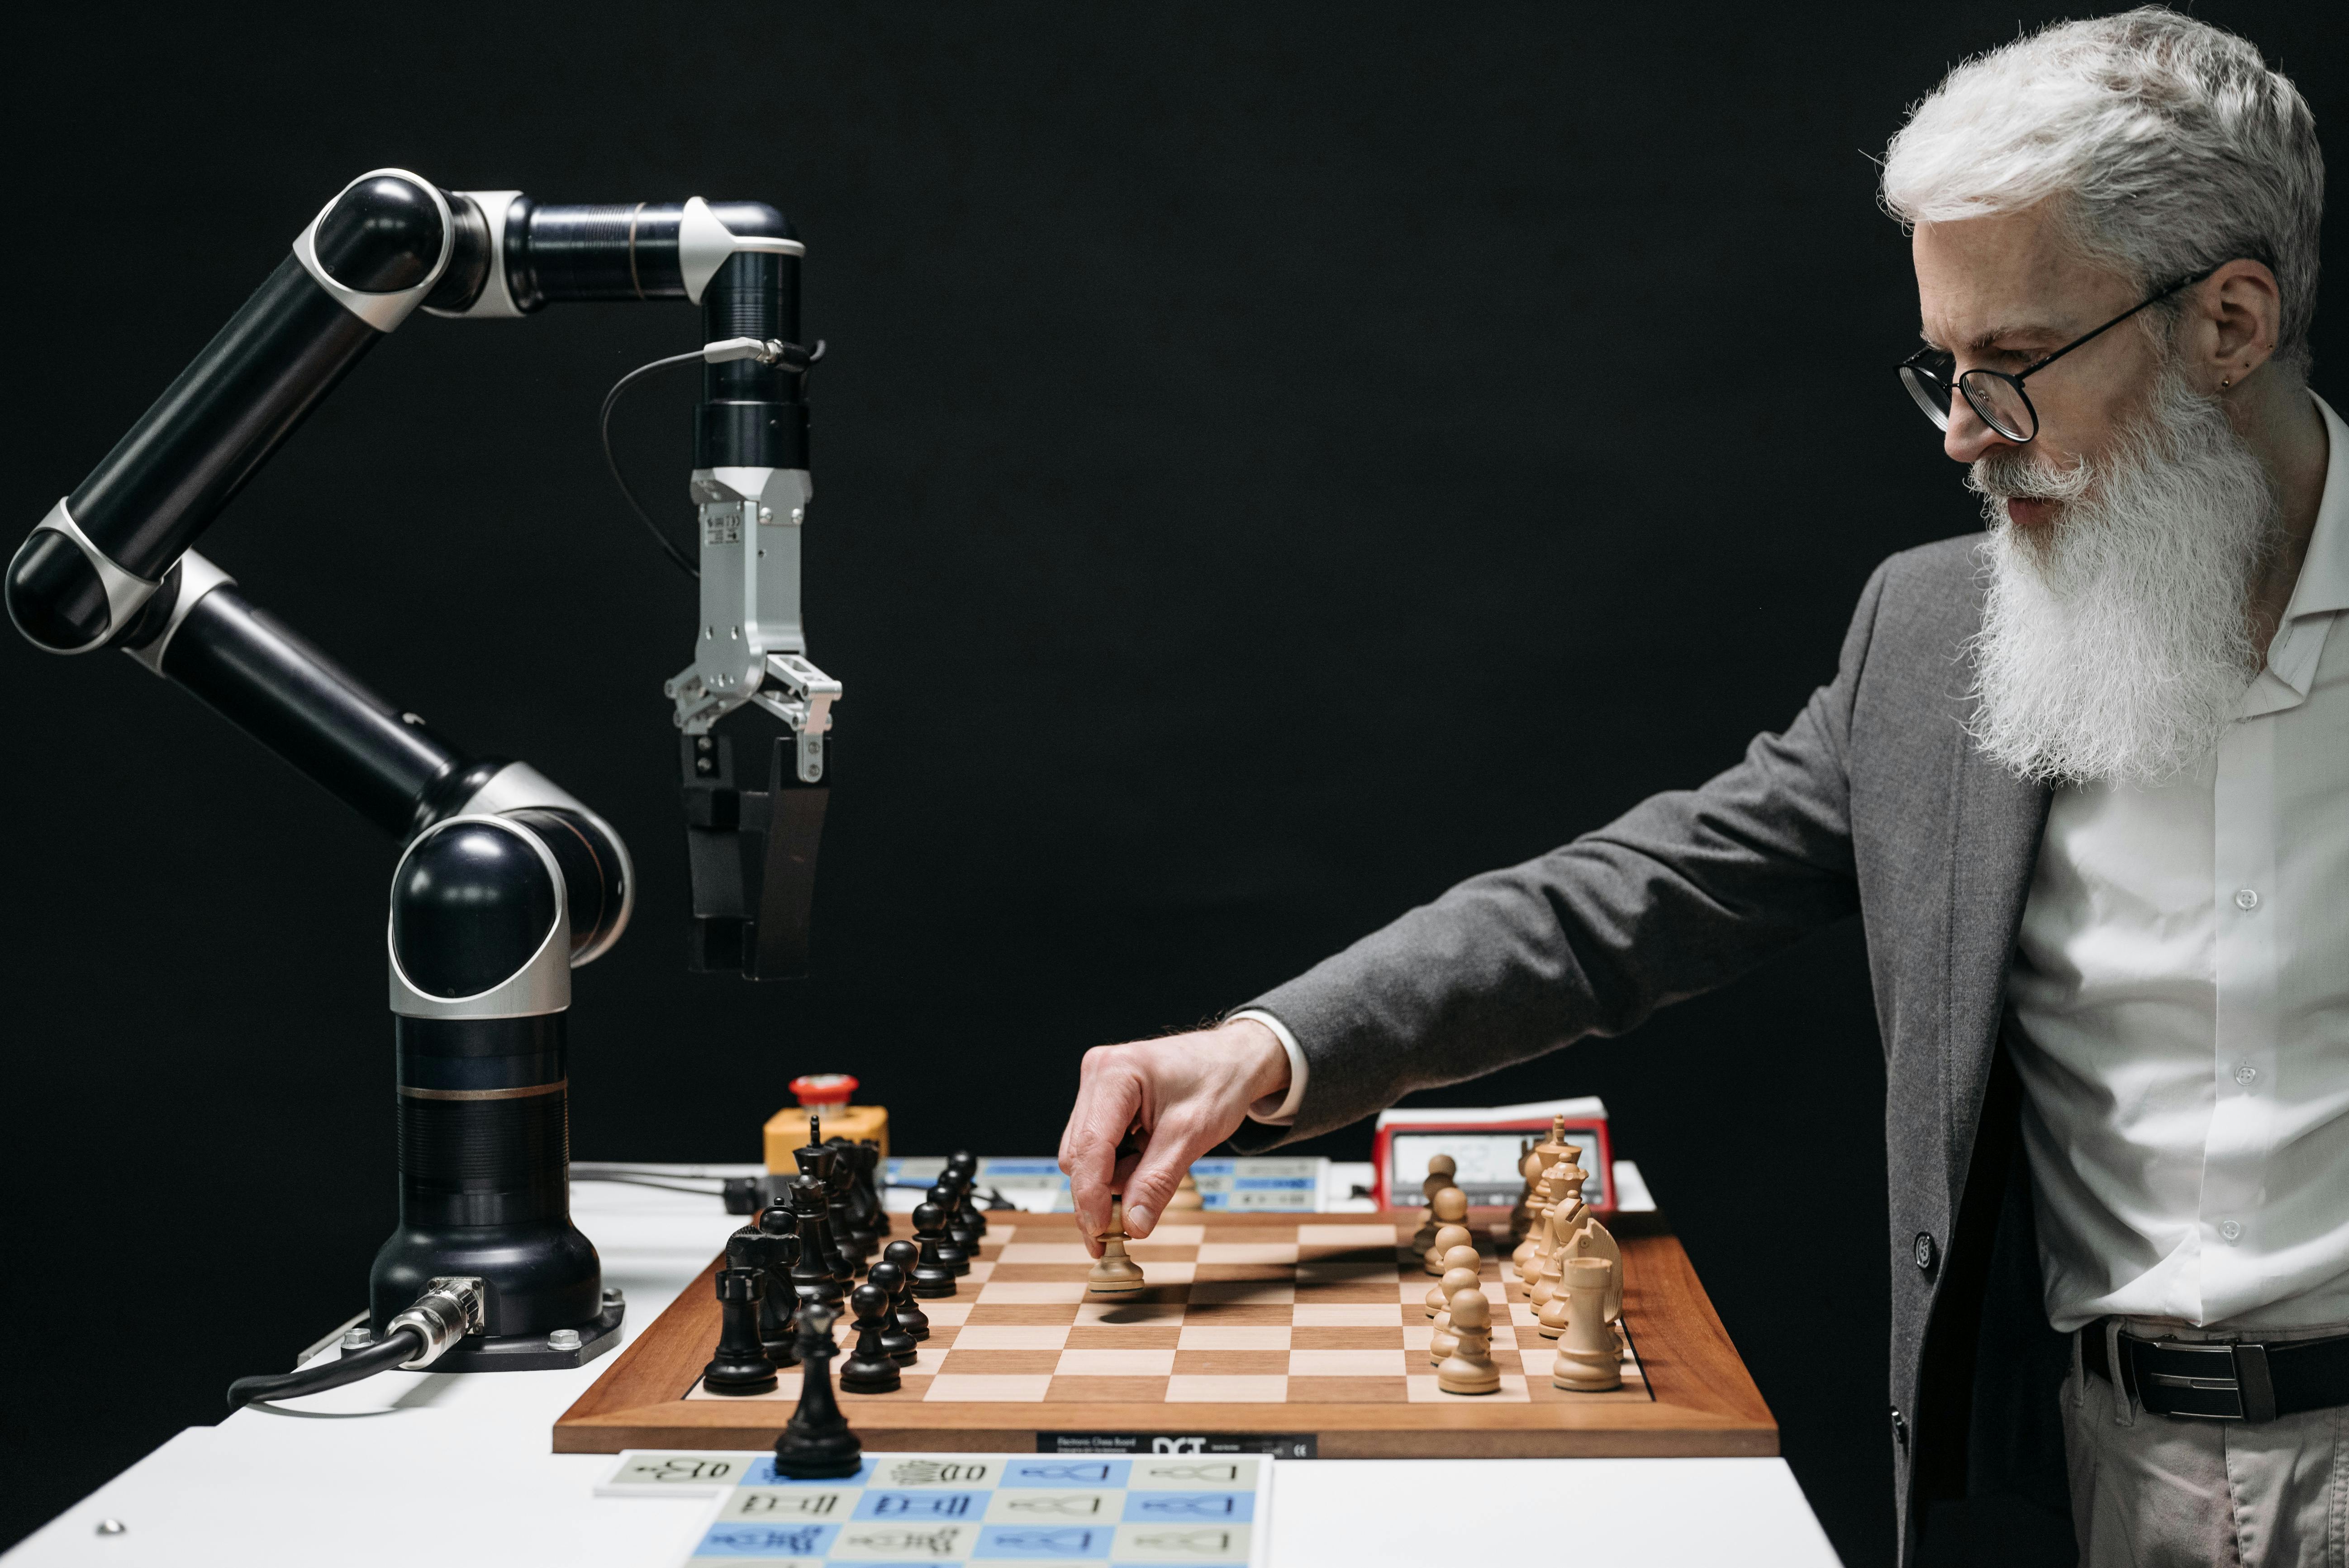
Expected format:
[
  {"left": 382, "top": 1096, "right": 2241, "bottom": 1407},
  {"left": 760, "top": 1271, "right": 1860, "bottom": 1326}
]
[{"left": 2125, "top": 1336, "right": 2277, "bottom": 1422}]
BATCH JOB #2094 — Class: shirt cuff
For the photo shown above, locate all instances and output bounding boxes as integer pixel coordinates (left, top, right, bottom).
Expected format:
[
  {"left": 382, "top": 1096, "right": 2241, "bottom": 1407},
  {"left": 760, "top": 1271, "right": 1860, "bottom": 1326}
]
[{"left": 1230, "top": 1009, "right": 1308, "bottom": 1126}]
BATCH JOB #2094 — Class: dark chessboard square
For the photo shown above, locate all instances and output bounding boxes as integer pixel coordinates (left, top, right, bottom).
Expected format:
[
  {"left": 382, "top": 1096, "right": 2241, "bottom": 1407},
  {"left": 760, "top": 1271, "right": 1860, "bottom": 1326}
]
[
  {"left": 1286, "top": 1376, "right": 1409, "bottom": 1404},
  {"left": 1046, "top": 1375, "right": 1172, "bottom": 1402},
  {"left": 1178, "top": 1302, "right": 1293, "bottom": 1326},
  {"left": 1171, "top": 1349, "right": 1289, "bottom": 1377},
  {"left": 1193, "top": 1264, "right": 1292, "bottom": 1283},
  {"left": 1295, "top": 1284, "right": 1400, "bottom": 1303},
  {"left": 965, "top": 1304, "right": 1082, "bottom": 1326},
  {"left": 1065, "top": 1326, "right": 1181, "bottom": 1350},
  {"left": 932, "top": 1349, "right": 1063, "bottom": 1376},
  {"left": 989, "top": 1264, "right": 1095, "bottom": 1282},
  {"left": 1290, "top": 1327, "right": 1405, "bottom": 1351}
]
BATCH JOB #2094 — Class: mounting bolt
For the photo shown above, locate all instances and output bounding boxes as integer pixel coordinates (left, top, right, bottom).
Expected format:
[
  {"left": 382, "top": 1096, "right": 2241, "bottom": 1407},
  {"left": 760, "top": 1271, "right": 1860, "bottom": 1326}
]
[
  {"left": 548, "top": 1329, "right": 583, "bottom": 1352},
  {"left": 603, "top": 1287, "right": 625, "bottom": 1306},
  {"left": 96, "top": 1520, "right": 127, "bottom": 1536},
  {"left": 341, "top": 1326, "right": 373, "bottom": 1350}
]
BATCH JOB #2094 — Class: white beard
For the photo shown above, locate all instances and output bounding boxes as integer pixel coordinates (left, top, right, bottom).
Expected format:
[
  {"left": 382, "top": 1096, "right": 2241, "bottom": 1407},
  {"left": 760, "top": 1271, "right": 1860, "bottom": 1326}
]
[{"left": 1965, "top": 369, "right": 2282, "bottom": 786}]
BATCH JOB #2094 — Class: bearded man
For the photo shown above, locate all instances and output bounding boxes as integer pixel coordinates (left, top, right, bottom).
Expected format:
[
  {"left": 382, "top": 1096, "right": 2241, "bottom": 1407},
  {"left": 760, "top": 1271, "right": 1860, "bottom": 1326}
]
[{"left": 1056, "top": 9, "right": 2335, "bottom": 1564}]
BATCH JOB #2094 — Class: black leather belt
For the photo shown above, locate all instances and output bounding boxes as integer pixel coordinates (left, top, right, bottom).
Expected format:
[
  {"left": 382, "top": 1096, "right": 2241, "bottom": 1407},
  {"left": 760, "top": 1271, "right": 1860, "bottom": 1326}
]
[{"left": 2084, "top": 1324, "right": 2349, "bottom": 1422}]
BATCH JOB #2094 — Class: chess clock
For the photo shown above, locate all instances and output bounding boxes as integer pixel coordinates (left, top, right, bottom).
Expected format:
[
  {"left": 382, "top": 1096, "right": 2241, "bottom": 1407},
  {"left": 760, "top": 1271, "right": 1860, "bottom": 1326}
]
[{"left": 1371, "top": 1098, "right": 1617, "bottom": 1213}]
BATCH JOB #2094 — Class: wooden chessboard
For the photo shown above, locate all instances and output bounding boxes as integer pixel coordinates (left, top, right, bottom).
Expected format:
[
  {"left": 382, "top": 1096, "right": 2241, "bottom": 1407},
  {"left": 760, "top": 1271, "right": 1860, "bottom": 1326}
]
[{"left": 553, "top": 1210, "right": 1774, "bottom": 1459}]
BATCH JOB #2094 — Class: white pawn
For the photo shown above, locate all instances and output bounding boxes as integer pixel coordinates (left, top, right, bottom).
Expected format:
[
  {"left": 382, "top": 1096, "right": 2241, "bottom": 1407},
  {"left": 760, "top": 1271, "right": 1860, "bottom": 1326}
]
[
  {"left": 1410, "top": 1155, "right": 1459, "bottom": 1252},
  {"left": 1086, "top": 1198, "right": 1146, "bottom": 1297},
  {"left": 1551, "top": 1256, "right": 1621, "bottom": 1391},
  {"left": 1436, "top": 1288, "right": 1501, "bottom": 1395},
  {"left": 1424, "top": 1245, "right": 1480, "bottom": 1319},
  {"left": 1422, "top": 1190, "right": 1470, "bottom": 1274}
]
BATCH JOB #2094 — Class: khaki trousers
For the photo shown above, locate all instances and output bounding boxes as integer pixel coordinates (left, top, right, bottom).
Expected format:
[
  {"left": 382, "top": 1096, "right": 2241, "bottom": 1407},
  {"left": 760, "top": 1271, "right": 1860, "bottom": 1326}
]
[{"left": 2066, "top": 1320, "right": 2349, "bottom": 1567}]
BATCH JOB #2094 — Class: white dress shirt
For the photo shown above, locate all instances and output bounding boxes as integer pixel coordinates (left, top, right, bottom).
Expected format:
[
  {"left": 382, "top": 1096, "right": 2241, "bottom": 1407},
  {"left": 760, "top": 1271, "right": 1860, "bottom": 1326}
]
[{"left": 2010, "top": 391, "right": 2349, "bottom": 1334}]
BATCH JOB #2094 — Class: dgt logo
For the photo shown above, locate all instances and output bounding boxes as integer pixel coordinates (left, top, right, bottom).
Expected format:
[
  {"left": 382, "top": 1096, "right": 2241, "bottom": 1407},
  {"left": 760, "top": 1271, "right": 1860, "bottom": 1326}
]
[{"left": 1151, "top": 1437, "right": 1207, "bottom": 1455}]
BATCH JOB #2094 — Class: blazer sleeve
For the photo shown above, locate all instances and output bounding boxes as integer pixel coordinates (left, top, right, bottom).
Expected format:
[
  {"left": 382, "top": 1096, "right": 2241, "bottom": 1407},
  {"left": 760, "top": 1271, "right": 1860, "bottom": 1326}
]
[{"left": 1231, "top": 558, "right": 1891, "bottom": 1146}]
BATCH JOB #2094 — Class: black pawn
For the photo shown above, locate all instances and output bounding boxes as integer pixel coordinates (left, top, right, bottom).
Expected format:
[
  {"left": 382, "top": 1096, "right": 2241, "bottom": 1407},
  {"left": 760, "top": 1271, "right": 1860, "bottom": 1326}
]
[
  {"left": 947, "top": 1150, "right": 988, "bottom": 1237},
  {"left": 702, "top": 1267, "right": 779, "bottom": 1396},
  {"left": 772, "top": 1305, "right": 861, "bottom": 1479},
  {"left": 909, "top": 1202, "right": 959, "bottom": 1298},
  {"left": 882, "top": 1239, "right": 930, "bottom": 1340},
  {"left": 927, "top": 1183, "right": 971, "bottom": 1276},
  {"left": 942, "top": 1171, "right": 982, "bottom": 1254},
  {"left": 837, "top": 1283, "right": 901, "bottom": 1393},
  {"left": 788, "top": 1176, "right": 845, "bottom": 1310},
  {"left": 865, "top": 1261, "right": 920, "bottom": 1364}
]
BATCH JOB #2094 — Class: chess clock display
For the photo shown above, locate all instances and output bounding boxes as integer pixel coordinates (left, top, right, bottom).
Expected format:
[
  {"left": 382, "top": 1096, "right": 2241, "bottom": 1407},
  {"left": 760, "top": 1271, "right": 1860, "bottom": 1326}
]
[{"left": 1372, "top": 1097, "right": 1617, "bottom": 1212}]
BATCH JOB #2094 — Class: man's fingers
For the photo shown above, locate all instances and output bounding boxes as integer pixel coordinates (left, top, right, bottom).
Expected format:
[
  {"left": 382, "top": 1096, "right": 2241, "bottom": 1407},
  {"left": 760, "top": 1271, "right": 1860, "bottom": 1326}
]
[
  {"left": 1062, "top": 1065, "right": 1144, "bottom": 1250},
  {"left": 1119, "top": 1120, "right": 1208, "bottom": 1240}
]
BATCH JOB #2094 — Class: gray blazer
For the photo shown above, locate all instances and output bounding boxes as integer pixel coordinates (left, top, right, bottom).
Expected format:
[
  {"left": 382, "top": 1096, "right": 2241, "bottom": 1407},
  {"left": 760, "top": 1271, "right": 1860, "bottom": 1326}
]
[{"left": 1235, "top": 533, "right": 2060, "bottom": 1558}]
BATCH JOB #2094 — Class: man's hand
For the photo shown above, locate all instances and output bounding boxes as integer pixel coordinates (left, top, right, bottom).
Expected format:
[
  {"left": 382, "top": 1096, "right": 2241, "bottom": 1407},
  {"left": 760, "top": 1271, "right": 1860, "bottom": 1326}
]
[{"left": 1058, "top": 1018, "right": 1291, "bottom": 1254}]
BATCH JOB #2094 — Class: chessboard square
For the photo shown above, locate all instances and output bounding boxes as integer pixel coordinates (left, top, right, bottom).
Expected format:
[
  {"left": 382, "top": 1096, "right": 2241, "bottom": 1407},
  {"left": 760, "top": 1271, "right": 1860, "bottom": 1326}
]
[
  {"left": 1407, "top": 1373, "right": 1532, "bottom": 1403},
  {"left": 965, "top": 1302, "right": 1079, "bottom": 1326},
  {"left": 1165, "top": 1374, "right": 1290, "bottom": 1403},
  {"left": 1196, "top": 1242, "right": 1298, "bottom": 1265},
  {"left": 1074, "top": 1299, "right": 1188, "bottom": 1327},
  {"left": 1289, "top": 1349, "right": 1410, "bottom": 1377},
  {"left": 922, "top": 1301, "right": 976, "bottom": 1326},
  {"left": 1064, "top": 1324, "right": 1181, "bottom": 1350},
  {"left": 1138, "top": 1224, "right": 1206, "bottom": 1246},
  {"left": 982, "top": 1487, "right": 1121, "bottom": 1524},
  {"left": 1171, "top": 1349, "right": 1290, "bottom": 1377},
  {"left": 976, "top": 1281, "right": 1090, "bottom": 1304},
  {"left": 989, "top": 1263, "right": 1095, "bottom": 1282},
  {"left": 1510, "top": 1325, "right": 1555, "bottom": 1350},
  {"left": 1403, "top": 1322, "right": 1434, "bottom": 1353},
  {"left": 1128, "top": 1243, "right": 1200, "bottom": 1262},
  {"left": 935, "top": 1349, "right": 1064, "bottom": 1375},
  {"left": 1507, "top": 1302, "right": 1542, "bottom": 1327},
  {"left": 1296, "top": 1282, "right": 1401, "bottom": 1302},
  {"left": 1054, "top": 1348, "right": 1177, "bottom": 1376},
  {"left": 1186, "top": 1281, "right": 1293, "bottom": 1306},
  {"left": 1109, "top": 1521, "right": 1253, "bottom": 1563},
  {"left": 1175, "top": 1325, "right": 1291, "bottom": 1350},
  {"left": 950, "top": 1324, "right": 1073, "bottom": 1351},
  {"left": 1297, "top": 1262, "right": 1398, "bottom": 1285},
  {"left": 1285, "top": 1375, "right": 1407, "bottom": 1403},
  {"left": 963, "top": 1260, "right": 997, "bottom": 1282},
  {"left": 1135, "top": 1261, "right": 1197, "bottom": 1284},
  {"left": 1085, "top": 1283, "right": 1191, "bottom": 1307},
  {"left": 839, "top": 1375, "right": 930, "bottom": 1402},
  {"left": 1294, "top": 1326, "right": 1407, "bottom": 1352},
  {"left": 1193, "top": 1263, "right": 1291, "bottom": 1283},
  {"left": 922, "top": 1373, "right": 1055, "bottom": 1402},
  {"left": 1297, "top": 1224, "right": 1403, "bottom": 1248},
  {"left": 1046, "top": 1374, "right": 1172, "bottom": 1402},
  {"left": 1178, "top": 1301, "right": 1292, "bottom": 1326},
  {"left": 1291, "top": 1303, "right": 1406, "bottom": 1328},
  {"left": 908, "top": 1347, "right": 952, "bottom": 1374},
  {"left": 997, "top": 1243, "right": 1096, "bottom": 1264}
]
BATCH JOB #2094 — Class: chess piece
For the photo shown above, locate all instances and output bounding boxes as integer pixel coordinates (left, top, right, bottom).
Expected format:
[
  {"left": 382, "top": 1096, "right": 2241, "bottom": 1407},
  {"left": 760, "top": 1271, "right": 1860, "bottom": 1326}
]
[
  {"left": 1087, "top": 1198, "right": 1147, "bottom": 1297},
  {"left": 940, "top": 1171, "right": 982, "bottom": 1256},
  {"left": 837, "top": 1282, "right": 903, "bottom": 1393},
  {"left": 947, "top": 1150, "right": 988, "bottom": 1237},
  {"left": 732, "top": 1217, "right": 803, "bottom": 1367},
  {"left": 909, "top": 1202, "right": 959, "bottom": 1298},
  {"left": 1429, "top": 1269, "right": 1484, "bottom": 1364},
  {"left": 822, "top": 1138, "right": 865, "bottom": 1277},
  {"left": 701, "top": 1267, "right": 779, "bottom": 1395},
  {"left": 927, "top": 1183, "right": 971, "bottom": 1276},
  {"left": 1563, "top": 1213, "right": 1624, "bottom": 1324},
  {"left": 843, "top": 1142, "right": 884, "bottom": 1259},
  {"left": 1550, "top": 1257, "right": 1623, "bottom": 1391},
  {"left": 1511, "top": 1151, "right": 1569, "bottom": 1285},
  {"left": 1424, "top": 1245, "right": 1480, "bottom": 1319},
  {"left": 1422, "top": 1212, "right": 1472, "bottom": 1277},
  {"left": 1409, "top": 1188, "right": 1465, "bottom": 1277},
  {"left": 1529, "top": 1206, "right": 1571, "bottom": 1315},
  {"left": 865, "top": 1260, "right": 920, "bottom": 1364},
  {"left": 1507, "top": 1145, "right": 1545, "bottom": 1244},
  {"left": 1411, "top": 1155, "right": 1459, "bottom": 1251},
  {"left": 1169, "top": 1170, "right": 1205, "bottom": 1212},
  {"left": 1435, "top": 1287, "right": 1501, "bottom": 1395},
  {"left": 772, "top": 1304, "right": 862, "bottom": 1478},
  {"left": 882, "top": 1239, "right": 931, "bottom": 1340},
  {"left": 787, "top": 1176, "right": 846, "bottom": 1309}
]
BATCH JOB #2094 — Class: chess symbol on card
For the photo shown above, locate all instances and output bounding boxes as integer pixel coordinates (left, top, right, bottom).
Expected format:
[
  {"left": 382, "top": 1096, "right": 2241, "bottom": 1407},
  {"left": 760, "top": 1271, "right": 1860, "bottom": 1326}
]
[
  {"left": 1133, "top": 1528, "right": 1239, "bottom": 1553},
  {"left": 885, "top": 1458, "right": 992, "bottom": 1487},
  {"left": 1007, "top": 1492, "right": 1110, "bottom": 1516},
  {"left": 1137, "top": 1493, "right": 1243, "bottom": 1516},
  {"left": 732, "top": 1489, "right": 845, "bottom": 1516},
  {"left": 844, "top": 1526, "right": 966, "bottom": 1554},
  {"left": 1020, "top": 1461, "right": 1119, "bottom": 1483},
  {"left": 706, "top": 1523, "right": 830, "bottom": 1555},
  {"left": 1143, "top": 1462, "right": 1241, "bottom": 1484},
  {"left": 993, "top": 1526, "right": 1111, "bottom": 1554}
]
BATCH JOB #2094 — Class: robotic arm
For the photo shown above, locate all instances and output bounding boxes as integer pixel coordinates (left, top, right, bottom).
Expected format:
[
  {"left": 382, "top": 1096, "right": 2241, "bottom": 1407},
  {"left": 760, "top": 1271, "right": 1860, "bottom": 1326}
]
[{"left": 4, "top": 169, "right": 840, "bottom": 1377}]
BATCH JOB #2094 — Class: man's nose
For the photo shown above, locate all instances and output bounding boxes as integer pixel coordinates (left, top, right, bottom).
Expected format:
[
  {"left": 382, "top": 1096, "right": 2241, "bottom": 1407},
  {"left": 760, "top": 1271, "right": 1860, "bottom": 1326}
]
[{"left": 1943, "top": 393, "right": 2019, "bottom": 466}]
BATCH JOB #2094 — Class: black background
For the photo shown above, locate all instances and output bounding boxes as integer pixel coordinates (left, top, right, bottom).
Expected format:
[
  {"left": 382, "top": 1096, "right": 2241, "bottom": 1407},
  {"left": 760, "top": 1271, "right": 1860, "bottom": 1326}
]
[{"left": 2, "top": 5, "right": 2339, "bottom": 1561}]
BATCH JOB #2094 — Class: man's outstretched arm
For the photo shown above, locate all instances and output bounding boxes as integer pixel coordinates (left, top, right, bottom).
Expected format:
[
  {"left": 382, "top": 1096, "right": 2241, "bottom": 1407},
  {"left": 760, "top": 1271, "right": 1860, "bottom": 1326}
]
[{"left": 1060, "top": 558, "right": 1895, "bottom": 1248}]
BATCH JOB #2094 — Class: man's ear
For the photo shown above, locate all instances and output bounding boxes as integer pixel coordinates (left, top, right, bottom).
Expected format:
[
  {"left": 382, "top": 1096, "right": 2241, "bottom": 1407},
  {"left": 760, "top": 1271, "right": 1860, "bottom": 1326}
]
[{"left": 2193, "top": 259, "right": 2283, "bottom": 392}]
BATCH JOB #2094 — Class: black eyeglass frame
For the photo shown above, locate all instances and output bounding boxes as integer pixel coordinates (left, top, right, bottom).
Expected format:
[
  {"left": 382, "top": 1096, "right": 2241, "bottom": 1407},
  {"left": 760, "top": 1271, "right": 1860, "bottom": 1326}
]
[{"left": 1897, "top": 266, "right": 2218, "bottom": 443}]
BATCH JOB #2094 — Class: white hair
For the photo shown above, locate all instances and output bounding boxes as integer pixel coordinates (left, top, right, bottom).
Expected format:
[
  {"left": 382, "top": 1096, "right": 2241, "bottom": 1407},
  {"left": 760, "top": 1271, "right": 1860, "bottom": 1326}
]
[{"left": 1881, "top": 7, "right": 2323, "bottom": 376}]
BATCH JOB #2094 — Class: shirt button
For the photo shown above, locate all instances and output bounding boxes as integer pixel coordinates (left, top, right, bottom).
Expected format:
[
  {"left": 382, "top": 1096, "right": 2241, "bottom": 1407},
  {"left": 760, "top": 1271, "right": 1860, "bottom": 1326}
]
[
  {"left": 2236, "top": 889, "right": 2262, "bottom": 911},
  {"left": 2221, "top": 1220, "right": 2244, "bottom": 1242},
  {"left": 1913, "top": 1232, "right": 1937, "bottom": 1273},
  {"left": 2237, "top": 1064, "right": 2260, "bottom": 1086}
]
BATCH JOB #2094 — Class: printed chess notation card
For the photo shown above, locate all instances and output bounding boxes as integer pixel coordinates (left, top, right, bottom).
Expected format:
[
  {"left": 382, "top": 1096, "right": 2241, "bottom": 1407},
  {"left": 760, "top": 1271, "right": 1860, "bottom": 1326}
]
[{"left": 639, "top": 1450, "right": 1272, "bottom": 1565}]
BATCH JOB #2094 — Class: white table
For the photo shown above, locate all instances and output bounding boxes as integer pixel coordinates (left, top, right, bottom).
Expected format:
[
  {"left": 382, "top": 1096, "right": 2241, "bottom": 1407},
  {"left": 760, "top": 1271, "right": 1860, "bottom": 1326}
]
[{"left": 5, "top": 1173, "right": 1841, "bottom": 1566}]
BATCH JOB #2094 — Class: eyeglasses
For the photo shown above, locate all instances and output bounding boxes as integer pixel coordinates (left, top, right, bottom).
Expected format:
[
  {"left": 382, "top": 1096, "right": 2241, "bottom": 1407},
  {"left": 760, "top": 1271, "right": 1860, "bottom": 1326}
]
[{"left": 1896, "top": 268, "right": 2215, "bottom": 443}]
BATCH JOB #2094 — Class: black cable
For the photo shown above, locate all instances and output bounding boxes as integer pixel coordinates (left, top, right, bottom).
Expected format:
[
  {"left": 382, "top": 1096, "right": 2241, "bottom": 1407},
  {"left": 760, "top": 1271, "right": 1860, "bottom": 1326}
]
[
  {"left": 599, "top": 351, "right": 706, "bottom": 579},
  {"left": 226, "top": 1325, "right": 423, "bottom": 1411},
  {"left": 572, "top": 1171, "right": 727, "bottom": 1195}
]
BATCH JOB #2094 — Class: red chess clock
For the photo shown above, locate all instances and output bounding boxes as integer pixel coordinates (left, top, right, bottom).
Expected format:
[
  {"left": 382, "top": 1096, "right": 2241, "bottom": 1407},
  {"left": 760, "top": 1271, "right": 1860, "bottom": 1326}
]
[{"left": 1371, "top": 1098, "right": 1616, "bottom": 1214}]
